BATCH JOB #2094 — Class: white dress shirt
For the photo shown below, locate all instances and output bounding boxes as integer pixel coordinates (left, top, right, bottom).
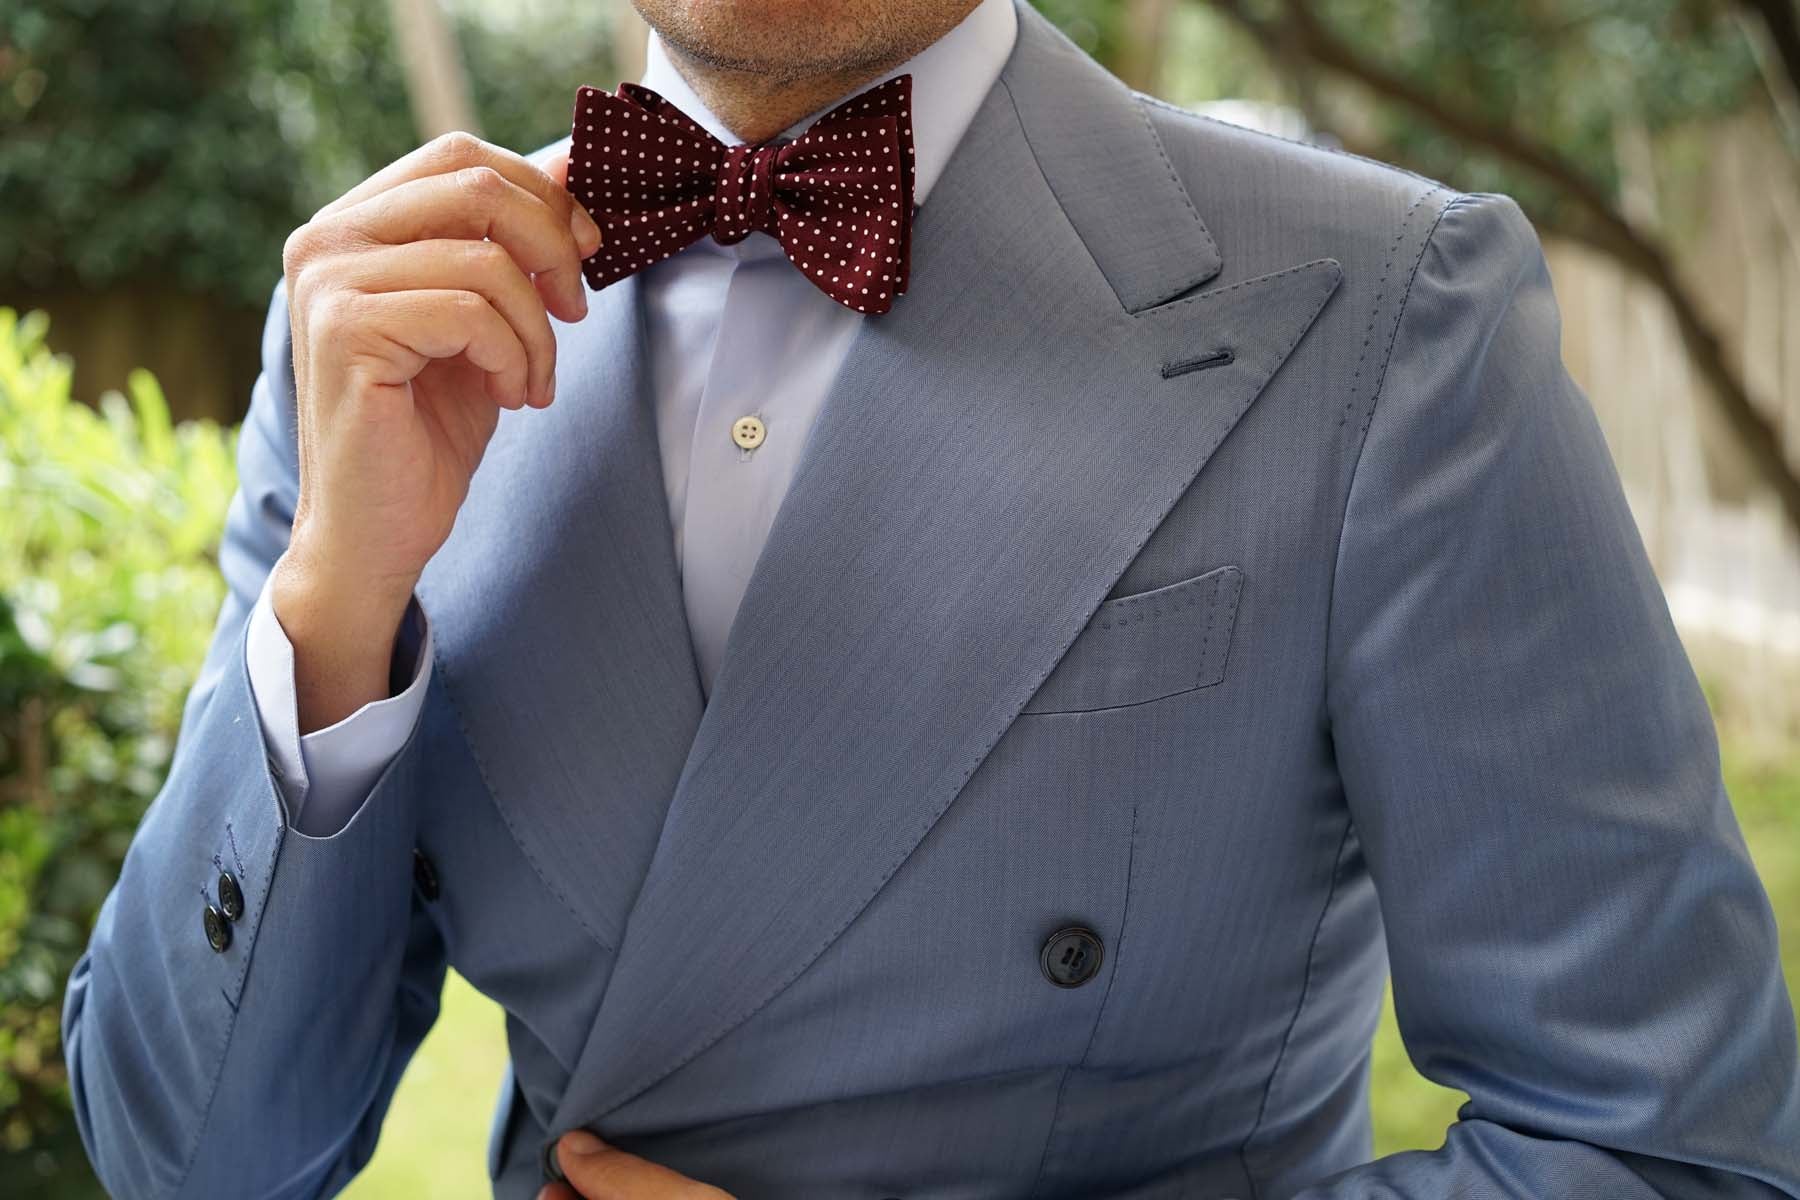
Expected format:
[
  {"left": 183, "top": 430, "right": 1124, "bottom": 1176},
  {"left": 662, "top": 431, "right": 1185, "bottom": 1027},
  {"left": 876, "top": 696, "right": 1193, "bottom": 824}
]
[{"left": 246, "top": 0, "right": 1019, "bottom": 837}]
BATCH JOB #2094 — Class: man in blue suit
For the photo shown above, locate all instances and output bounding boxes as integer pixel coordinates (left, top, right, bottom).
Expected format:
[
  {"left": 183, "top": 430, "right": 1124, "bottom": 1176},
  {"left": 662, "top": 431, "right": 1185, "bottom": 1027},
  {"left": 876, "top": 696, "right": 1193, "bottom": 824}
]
[{"left": 62, "top": 0, "right": 1800, "bottom": 1196}]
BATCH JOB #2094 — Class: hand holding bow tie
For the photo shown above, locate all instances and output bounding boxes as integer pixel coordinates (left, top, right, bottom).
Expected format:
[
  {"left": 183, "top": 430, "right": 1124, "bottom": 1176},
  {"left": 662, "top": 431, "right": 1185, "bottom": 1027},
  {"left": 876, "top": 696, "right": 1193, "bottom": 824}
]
[{"left": 563, "top": 74, "right": 917, "bottom": 313}]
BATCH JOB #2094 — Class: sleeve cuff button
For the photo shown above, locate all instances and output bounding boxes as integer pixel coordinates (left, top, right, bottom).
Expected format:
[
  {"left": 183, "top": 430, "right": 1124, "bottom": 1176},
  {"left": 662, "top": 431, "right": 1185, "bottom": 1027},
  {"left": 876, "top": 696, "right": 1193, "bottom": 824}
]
[
  {"left": 203, "top": 904, "right": 232, "bottom": 953},
  {"left": 217, "top": 870, "right": 245, "bottom": 921}
]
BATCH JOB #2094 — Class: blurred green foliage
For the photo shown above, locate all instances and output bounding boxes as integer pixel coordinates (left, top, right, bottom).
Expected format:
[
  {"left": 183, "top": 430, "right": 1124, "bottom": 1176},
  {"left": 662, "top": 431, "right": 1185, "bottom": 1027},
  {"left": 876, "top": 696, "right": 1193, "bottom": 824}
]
[
  {"left": 0, "top": 0, "right": 616, "bottom": 310},
  {"left": 1148, "top": 0, "right": 1763, "bottom": 233},
  {"left": 0, "top": 0, "right": 1766, "bottom": 318},
  {"left": 1, "top": 0, "right": 409, "bottom": 307},
  {"left": 1311, "top": 0, "right": 1760, "bottom": 224},
  {"left": 0, "top": 307, "right": 236, "bottom": 1153}
]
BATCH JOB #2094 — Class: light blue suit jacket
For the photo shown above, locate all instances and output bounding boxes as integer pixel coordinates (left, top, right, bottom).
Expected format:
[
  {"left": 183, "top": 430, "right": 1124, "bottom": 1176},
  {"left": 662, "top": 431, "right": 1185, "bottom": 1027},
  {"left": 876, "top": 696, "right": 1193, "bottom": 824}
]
[{"left": 62, "top": 5, "right": 1800, "bottom": 1197}]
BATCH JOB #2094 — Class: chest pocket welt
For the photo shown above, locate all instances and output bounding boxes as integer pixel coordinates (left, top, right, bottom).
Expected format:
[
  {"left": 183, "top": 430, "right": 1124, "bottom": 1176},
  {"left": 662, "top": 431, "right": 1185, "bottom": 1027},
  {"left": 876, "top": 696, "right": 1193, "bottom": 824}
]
[{"left": 1022, "top": 564, "right": 1244, "bottom": 716}]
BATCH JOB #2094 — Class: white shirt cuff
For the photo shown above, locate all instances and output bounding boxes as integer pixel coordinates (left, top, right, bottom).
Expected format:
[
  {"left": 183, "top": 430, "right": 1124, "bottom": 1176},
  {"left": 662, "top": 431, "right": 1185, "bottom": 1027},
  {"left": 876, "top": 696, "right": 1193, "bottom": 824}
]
[{"left": 243, "top": 567, "right": 433, "bottom": 837}]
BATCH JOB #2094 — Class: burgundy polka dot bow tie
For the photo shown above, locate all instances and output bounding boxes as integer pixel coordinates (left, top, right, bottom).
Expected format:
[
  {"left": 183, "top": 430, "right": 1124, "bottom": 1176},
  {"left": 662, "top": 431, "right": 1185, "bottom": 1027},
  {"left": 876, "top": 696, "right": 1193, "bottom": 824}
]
[{"left": 564, "top": 74, "right": 917, "bottom": 314}]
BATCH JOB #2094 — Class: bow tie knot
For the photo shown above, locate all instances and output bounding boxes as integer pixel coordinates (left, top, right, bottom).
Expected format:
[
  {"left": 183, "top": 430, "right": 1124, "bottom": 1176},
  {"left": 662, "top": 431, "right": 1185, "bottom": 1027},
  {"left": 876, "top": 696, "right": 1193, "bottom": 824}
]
[
  {"left": 713, "top": 142, "right": 782, "bottom": 244},
  {"left": 565, "top": 74, "right": 917, "bottom": 313}
]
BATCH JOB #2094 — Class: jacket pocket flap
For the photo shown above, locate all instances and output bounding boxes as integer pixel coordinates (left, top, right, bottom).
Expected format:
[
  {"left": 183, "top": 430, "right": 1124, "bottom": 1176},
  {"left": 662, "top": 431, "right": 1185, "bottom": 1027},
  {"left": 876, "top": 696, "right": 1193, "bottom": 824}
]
[{"left": 1023, "top": 564, "right": 1244, "bottom": 715}]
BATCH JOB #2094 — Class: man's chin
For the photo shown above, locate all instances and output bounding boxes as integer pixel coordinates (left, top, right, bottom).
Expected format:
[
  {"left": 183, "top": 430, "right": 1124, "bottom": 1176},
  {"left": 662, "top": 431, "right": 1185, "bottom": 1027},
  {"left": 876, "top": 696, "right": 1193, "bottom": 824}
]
[{"left": 632, "top": 0, "right": 934, "bottom": 80}]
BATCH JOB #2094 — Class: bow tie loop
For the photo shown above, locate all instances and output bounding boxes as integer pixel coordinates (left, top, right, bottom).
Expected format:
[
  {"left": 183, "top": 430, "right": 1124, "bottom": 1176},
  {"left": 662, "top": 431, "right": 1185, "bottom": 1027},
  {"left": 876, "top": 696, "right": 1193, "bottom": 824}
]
[
  {"left": 566, "top": 73, "right": 917, "bottom": 313},
  {"left": 713, "top": 143, "right": 782, "bottom": 245}
]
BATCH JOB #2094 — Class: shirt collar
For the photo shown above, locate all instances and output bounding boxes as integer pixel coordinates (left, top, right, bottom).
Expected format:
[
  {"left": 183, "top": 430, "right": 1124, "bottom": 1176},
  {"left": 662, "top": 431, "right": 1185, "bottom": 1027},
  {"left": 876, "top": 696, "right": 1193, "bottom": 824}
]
[{"left": 638, "top": 0, "right": 1018, "bottom": 261}]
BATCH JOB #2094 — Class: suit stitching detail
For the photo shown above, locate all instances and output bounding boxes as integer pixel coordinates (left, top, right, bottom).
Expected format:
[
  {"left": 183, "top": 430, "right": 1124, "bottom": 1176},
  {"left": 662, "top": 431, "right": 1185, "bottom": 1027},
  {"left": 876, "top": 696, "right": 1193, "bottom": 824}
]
[
  {"left": 995, "top": 74, "right": 1115, "bottom": 305},
  {"left": 1131, "top": 93, "right": 1220, "bottom": 264},
  {"left": 1355, "top": 192, "right": 1472, "bottom": 436},
  {"left": 1138, "top": 256, "right": 1341, "bottom": 319},
  {"left": 224, "top": 820, "right": 246, "bottom": 880},
  {"left": 1236, "top": 814, "right": 1357, "bottom": 1200},
  {"left": 1022, "top": 571, "right": 1238, "bottom": 715},
  {"left": 1196, "top": 576, "right": 1219, "bottom": 685},
  {"left": 1320, "top": 190, "right": 1469, "bottom": 729},
  {"left": 1027, "top": 778, "right": 1143, "bottom": 1196},
  {"left": 1214, "top": 570, "right": 1244, "bottom": 686},
  {"left": 422, "top": 609, "right": 614, "bottom": 951},
  {"left": 1093, "top": 564, "right": 1233, "bottom": 630},
  {"left": 1337, "top": 186, "right": 1447, "bottom": 433}
]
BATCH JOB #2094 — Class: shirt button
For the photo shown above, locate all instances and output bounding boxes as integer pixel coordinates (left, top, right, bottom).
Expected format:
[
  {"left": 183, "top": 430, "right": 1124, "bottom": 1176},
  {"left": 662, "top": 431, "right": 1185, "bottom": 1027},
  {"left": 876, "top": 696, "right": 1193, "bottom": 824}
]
[
  {"left": 1040, "top": 925, "right": 1104, "bottom": 987},
  {"left": 217, "top": 870, "right": 244, "bottom": 922},
  {"left": 203, "top": 903, "right": 232, "bottom": 953},
  {"left": 730, "top": 414, "right": 766, "bottom": 450}
]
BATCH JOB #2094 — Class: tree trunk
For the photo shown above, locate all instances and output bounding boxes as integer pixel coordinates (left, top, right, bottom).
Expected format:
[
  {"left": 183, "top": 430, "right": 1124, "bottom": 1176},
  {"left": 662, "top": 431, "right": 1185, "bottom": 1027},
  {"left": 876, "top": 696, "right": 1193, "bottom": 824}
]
[{"left": 386, "top": 0, "right": 480, "bottom": 141}]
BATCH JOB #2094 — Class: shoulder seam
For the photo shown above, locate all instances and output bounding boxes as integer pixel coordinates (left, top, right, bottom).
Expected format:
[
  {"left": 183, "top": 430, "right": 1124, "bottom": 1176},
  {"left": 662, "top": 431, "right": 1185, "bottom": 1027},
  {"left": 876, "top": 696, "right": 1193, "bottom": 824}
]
[
  {"left": 1344, "top": 189, "right": 1473, "bottom": 441},
  {"left": 1319, "top": 188, "right": 1475, "bottom": 725}
]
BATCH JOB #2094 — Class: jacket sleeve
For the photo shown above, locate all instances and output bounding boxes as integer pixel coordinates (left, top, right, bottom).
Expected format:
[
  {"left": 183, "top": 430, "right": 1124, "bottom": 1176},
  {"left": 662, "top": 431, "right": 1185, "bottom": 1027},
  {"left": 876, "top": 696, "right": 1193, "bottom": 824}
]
[
  {"left": 1305, "top": 190, "right": 1800, "bottom": 1198},
  {"left": 60, "top": 276, "right": 449, "bottom": 1200}
]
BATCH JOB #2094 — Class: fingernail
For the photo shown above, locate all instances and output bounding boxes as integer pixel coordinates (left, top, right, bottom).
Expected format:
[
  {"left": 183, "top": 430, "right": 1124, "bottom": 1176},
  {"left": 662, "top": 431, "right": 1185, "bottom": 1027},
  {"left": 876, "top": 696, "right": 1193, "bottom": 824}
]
[
  {"left": 562, "top": 1129, "right": 605, "bottom": 1155},
  {"left": 569, "top": 205, "right": 601, "bottom": 256},
  {"left": 545, "top": 373, "right": 557, "bottom": 405}
]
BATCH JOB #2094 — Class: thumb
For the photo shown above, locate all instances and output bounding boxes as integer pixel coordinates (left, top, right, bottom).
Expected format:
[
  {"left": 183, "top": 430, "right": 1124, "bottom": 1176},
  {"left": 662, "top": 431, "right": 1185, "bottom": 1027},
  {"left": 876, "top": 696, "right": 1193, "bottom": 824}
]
[
  {"left": 544, "top": 147, "right": 571, "bottom": 190},
  {"left": 553, "top": 1129, "right": 735, "bottom": 1198}
]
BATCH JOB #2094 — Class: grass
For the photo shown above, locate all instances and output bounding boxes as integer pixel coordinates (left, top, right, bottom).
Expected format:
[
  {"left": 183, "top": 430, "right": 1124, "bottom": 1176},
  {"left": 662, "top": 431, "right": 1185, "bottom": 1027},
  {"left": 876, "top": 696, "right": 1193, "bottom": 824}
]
[{"left": 342, "top": 971, "right": 511, "bottom": 1198}]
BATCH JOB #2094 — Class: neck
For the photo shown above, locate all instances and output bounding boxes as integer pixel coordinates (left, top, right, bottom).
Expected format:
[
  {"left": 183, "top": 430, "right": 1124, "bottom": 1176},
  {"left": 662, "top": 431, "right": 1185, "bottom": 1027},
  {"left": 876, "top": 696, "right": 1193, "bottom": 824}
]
[
  {"left": 653, "top": 51, "right": 884, "bottom": 144},
  {"left": 650, "top": 2, "right": 982, "bottom": 145}
]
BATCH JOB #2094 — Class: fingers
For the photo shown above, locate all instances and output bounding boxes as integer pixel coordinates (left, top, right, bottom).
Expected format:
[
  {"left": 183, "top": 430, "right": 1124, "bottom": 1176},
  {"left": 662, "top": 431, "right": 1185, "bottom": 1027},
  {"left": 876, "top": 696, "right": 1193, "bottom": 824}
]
[
  {"left": 314, "top": 131, "right": 597, "bottom": 255},
  {"left": 326, "top": 239, "right": 559, "bottom": 408},
  {"left": 331, "top": 166, "right": 596, "bottom": 322},
  {"left": 325, "top": 288, "right": 531, "bottom": 412},
  {"left": 543, "top": 148, "right": 572, "bottom": 191},
  {"left": 291, "top": 132, "right": 603, "bottom": 327},
  {"left": 550, "top": 1130, "right": 736, "bottom": 1199}
]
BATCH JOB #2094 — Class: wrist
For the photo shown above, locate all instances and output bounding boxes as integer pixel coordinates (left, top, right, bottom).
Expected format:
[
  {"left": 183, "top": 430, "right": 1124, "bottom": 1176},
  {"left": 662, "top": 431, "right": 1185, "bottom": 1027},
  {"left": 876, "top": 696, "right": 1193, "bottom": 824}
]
[
  {"left": 273, "top": 531, "right": 418, "bottom": 629},
  {"left": 270, "top": 546, "right": 417, "bottom": 735}
]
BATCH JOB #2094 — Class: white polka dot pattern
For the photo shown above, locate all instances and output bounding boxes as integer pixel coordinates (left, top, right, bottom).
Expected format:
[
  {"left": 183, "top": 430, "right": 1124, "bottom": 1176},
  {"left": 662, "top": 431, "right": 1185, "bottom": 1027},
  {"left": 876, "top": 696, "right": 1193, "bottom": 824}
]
[{"left": 566, "top": 74, "right": 917, "bottom": 315}]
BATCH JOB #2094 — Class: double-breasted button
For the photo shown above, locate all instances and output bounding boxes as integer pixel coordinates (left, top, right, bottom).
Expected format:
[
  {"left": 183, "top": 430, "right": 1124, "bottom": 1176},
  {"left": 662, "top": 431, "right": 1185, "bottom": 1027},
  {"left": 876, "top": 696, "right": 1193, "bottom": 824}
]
[
  {"left": 540, "top": 1137, "right": 566, "bottom": 1183},
  {"left": 412, "top": 847, "right": 440, "bottom": 901},
  {"left": 203, "top": 903, "right": 232, "bottom": 952},
  {"left": 217, "top": 870, "right": 244, "bottom": 921},
  {"left": 1040, "top": 925, "right": 1103, "bottom": 987}
]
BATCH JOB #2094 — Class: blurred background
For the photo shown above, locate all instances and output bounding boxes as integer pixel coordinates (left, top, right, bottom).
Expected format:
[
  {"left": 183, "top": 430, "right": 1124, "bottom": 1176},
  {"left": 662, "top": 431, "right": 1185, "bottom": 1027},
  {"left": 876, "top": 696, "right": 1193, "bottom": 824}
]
[{"left": 3, "top": 0, "right": 1798, "bottom": 1195}]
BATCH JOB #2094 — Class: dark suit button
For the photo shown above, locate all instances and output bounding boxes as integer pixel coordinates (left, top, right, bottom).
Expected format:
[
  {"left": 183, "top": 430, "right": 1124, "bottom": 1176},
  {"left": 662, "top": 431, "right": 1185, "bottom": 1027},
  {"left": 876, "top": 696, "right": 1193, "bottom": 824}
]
[
  {"left": 412, "top": 847, "right": 440, "bottom": 901},
  {"left": 1040, "top": 925, "right": 1103, "bottom": 987},
  {"left": 540, "top": 1137, "right": 565, "bottom": 1183},
  {"left": 203, "top": 904, "right": 231, "bottom": 952},
  {"left": 217, "top": 870, "right": 244, "bottom": 921}
]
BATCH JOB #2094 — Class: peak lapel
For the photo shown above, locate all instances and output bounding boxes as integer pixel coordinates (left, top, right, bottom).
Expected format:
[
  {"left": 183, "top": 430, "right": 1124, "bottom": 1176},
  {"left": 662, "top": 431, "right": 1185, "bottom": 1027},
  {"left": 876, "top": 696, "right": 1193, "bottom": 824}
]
[
  {"left": 415, "top": 272, "right": 705, "bottom": 951},
  {"left": 549, "top": 3, "right": 1343, "bottom": 1132}
]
